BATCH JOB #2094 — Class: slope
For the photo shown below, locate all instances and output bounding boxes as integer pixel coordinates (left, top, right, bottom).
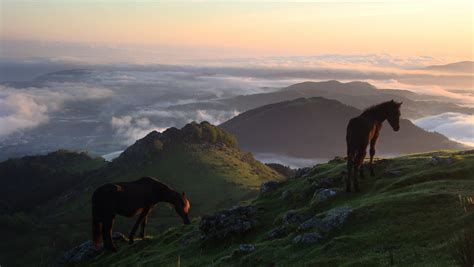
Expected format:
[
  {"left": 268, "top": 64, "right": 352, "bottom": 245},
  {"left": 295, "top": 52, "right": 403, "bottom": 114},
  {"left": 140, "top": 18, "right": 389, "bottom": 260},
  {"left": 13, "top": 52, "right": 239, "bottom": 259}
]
[
  {"left": 0, "top": 122, "right": 282, "bottom": 266},
  {"left": 92, "top": 150, "right": 474, "bottom": 266}
]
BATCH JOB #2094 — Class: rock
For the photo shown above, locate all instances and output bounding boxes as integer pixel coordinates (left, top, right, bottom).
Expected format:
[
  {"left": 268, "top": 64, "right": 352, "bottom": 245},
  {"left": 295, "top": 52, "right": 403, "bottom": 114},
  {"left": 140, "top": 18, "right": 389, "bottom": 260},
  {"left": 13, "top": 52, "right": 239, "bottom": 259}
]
[
  {"left": 239, "top": 244, "right": 256, "bottom": 253},
  {"left": 199, "top": 205, "right": 259, "bottom": 241},
  {"left": 59, "top": 240, "right": 101, "bottom": 264},
  {"left": 430, "top": 155, "right": 455, "bottom": 166},
  {"left": 293, "top": 232, "right": 322, "bottom": 244},
  {"left": 311, "top": 188, "right": 337, "bottom": 204},
  {"left": 282, "top": 210, "right": 311, "bottom": 225},
  {"left": 281, "top": 189, "right": 293, "bottom": 200},
  {"left": 267, "top": 226, "right": 290, "bottom": 240},
  {"left": 259, "top": 181, "right": 279, "bottom": 194},
  {"left": 320, "top": 207, "right": 353, "bottom": 232},
  {"left": 298, "top": 217, "right": 324, "bottom": 231},
  {"left": 59, "top": 232, "right": 126, "bottom": 264}
]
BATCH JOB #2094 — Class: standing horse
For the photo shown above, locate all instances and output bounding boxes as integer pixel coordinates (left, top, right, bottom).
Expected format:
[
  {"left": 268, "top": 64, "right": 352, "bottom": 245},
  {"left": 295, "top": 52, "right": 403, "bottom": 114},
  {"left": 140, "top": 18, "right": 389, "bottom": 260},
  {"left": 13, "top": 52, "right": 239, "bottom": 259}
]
[
  {"left": 92, "top": 177, "right": 190, "bottom": 252},
  {"left": 346, "top": 100, "right": 402, "bottom": 192}
]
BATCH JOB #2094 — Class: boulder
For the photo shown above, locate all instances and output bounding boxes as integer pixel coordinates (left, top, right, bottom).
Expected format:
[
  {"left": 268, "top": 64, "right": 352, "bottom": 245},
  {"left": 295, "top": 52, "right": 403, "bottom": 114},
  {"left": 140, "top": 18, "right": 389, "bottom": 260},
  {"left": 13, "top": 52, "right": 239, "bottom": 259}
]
[
  {"left": 282, "top": 210, "right": 311, "bottom": 225},
  {"left": 239, "top": 244, "right": 256, "bottom": 253},
  {"left": 199, "top": 205, "right": 259, "bottom": 241},
  {"left": 320, "top": 207, "right": 353, "bottom": 232},
  {"left": 259, "top": 181, "right": 280, "bottom": 194},
  {"left": 298, "top": 217, "right": 324, "bottom": 231},
  {"left": 293, "top": 232, "right": 322, "bottom": 244},
  {"left": 59, "top": 232, "right": 126, "bottom": 264},
  {"left": 267, "top": 226, "right": 290, "bottom": 240},
  {"left": 311, "top": 188, "right": 337, "bottom": 204}
]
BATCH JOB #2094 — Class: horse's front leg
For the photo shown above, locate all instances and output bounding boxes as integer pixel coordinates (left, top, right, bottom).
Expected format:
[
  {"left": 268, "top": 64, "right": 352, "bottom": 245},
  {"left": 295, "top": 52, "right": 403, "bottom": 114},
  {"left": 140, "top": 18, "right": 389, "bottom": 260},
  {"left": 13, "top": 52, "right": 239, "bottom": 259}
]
[
  {"left": 129, "top": 207, "right": 150, "bottom": 244},
  {"left": 369, "top": 134, "right": 379, "bottom": 177}
]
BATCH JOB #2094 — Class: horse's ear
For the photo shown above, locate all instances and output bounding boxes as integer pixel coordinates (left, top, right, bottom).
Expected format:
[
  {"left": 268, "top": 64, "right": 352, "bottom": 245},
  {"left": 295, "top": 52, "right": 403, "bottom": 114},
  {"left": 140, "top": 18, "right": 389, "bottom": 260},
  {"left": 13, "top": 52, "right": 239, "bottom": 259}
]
[
  {"left": 397, "top": 101, "right": 403, "bottom": 106},
  {"left": 390, "top": 99, "right": 395, "bottom": 103},
  {"left": 182, "top": 192, "right": 186, "bottom": 197}
]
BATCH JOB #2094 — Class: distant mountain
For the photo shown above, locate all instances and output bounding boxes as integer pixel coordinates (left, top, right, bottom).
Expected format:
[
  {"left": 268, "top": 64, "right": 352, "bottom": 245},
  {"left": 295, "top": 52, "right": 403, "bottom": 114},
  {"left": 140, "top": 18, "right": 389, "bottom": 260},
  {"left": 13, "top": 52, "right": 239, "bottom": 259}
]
[
  {"left": 422, "top": 61, "right": 474, "bottom": 73},
  {"left": 170, "top": 80, "right": 473, "bottom": 119},
  {"left": 0, "top": 122, "right": 281, "bottom": 266},
  {"left": 220, "top": 97, "right": 467, "bottom": 158}
]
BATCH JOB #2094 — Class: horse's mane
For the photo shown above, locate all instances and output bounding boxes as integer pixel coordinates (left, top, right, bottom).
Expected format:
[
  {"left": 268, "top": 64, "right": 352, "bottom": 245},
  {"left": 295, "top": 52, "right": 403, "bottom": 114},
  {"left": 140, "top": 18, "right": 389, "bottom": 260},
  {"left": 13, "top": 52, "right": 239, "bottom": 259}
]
[{"left": 361, "top": 101, "right": 394, "bottom": 116}]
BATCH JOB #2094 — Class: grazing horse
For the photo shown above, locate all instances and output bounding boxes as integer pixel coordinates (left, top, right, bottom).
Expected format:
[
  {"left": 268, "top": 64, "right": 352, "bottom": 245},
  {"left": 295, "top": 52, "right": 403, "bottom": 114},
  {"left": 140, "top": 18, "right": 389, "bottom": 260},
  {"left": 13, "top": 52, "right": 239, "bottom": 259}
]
[
  {"left": 92, "top": 177, "right": 190, "bottom": 252},
  {"left": 346, "top": 100, "right": 402, "bottom": 192}
]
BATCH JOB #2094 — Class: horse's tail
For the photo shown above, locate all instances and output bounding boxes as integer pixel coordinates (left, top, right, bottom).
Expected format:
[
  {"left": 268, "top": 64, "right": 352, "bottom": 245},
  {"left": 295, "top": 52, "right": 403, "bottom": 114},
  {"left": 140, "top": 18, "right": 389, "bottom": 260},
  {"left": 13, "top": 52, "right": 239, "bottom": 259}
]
[{"left": 92, "top": 191, "right": 102, "bottom": 248}]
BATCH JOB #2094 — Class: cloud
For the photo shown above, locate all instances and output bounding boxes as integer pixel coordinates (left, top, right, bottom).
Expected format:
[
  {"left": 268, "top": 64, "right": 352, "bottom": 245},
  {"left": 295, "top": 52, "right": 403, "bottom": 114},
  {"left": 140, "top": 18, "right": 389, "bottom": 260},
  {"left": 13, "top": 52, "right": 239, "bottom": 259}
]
[
  {"left": 0, "top": 90, "right": 49, "bottom": 136},
  {"left": 0, "top": 83, "right": 113, "bottom": 137},
  {"left": 111, "top": 116, "right": 166, "bottom": 145},
  {"left": 413, "top": 113, "right": 474, "bottom": 146}
]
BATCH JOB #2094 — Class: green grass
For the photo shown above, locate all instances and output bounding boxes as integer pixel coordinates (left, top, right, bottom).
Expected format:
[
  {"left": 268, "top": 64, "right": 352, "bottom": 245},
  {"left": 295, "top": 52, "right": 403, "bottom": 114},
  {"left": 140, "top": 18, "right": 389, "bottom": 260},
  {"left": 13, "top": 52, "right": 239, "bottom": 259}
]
[
  {"left": 0, "top": 144, "right": 281, "bottom": 266},
  {"left": 91, "top": 150, "right": 474, "bottom": 266}
]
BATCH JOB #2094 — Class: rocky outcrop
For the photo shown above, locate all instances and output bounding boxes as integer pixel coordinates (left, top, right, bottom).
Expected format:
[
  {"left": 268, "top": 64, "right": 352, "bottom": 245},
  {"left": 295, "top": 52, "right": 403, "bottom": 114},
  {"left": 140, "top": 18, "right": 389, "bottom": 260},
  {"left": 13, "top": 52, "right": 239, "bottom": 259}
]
[
  {"left": 199, "top": 205, "right": 259, "bottom": 241},
  {"left": 282, "top": 210, "right": 311, "bottom": 225},
  {"left": 298, "top": 207, "right": 353, "bottom": 234},
  {"left": 293, "top": 232, "right": 323, "bottom": 244},
  {"left": 267, "top": 226, "right": 291, "bottom": 240},
  {"left": 59, "top": 232, "right": 127, "bottom": 264},
  {"left": 311, "top": 188, "right": 338, "bottom": 204},
  {"left": 239, "top": 244, "right": 256, "bottom": 253}
]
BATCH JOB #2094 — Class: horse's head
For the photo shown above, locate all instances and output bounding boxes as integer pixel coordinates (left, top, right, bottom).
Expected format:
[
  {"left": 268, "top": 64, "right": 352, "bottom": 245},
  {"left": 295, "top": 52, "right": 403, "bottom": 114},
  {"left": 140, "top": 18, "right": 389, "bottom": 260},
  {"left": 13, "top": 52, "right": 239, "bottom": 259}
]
[
  {"left": 174, "top": 192, "right": 191, "bottom": 225},
  {"left": 386, "top": 100, "right": 402, "bottom": 131}
]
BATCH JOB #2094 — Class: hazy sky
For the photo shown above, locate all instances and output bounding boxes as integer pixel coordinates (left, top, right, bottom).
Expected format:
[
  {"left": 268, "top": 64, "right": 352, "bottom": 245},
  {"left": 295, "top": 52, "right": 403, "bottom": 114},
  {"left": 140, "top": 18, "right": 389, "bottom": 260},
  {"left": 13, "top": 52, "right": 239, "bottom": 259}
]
[{"left": 1, "top": 0, "right": 473, "bottom": 62}]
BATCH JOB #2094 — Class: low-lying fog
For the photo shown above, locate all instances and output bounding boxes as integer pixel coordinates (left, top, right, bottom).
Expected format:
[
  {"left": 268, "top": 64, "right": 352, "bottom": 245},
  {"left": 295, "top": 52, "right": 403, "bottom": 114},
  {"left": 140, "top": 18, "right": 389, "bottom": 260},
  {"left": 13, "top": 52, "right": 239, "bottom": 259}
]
[{"left": 1, "top": 56, "right": 472, "bottom": 161}]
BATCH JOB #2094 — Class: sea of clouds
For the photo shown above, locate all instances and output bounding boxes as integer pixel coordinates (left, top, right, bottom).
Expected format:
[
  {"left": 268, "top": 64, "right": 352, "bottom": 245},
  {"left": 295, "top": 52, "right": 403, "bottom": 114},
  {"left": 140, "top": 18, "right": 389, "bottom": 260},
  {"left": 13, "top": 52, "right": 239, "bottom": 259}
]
[
  {"left": 413, "top": 113, "right": 474, "bottom": 146},
  {"left": 0, "top": 54, "right": 472, "bottom": 160}
]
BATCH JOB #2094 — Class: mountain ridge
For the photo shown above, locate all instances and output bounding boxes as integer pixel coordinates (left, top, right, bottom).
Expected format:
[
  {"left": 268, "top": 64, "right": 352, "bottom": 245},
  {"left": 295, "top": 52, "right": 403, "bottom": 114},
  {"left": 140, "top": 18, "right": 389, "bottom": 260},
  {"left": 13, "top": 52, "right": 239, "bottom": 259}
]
[{"left": 220, "top": 97, "right": 468, "bottom": 158}]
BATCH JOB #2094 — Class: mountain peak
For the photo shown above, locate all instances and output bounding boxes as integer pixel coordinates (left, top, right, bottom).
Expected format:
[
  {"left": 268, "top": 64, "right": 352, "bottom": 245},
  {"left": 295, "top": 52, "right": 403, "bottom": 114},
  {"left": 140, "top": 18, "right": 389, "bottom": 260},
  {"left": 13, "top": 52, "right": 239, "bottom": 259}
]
[{"left": 113, "top": 122, "right": 237, "bottom": 166}]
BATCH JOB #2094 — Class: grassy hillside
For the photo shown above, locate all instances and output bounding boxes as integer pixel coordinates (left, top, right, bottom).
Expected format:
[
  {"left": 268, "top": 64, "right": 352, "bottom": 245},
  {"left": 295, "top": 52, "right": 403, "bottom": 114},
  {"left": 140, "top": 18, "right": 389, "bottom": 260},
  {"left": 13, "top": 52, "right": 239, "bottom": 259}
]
[
  {"left": 0, "top": 122, "right": 282, "bottom": 266},
  {"left": 91, "top": 150, "right": 474, "bottom": 266},
  {"left": 0, "top": 150, "right": 106, "bottom": 213}
]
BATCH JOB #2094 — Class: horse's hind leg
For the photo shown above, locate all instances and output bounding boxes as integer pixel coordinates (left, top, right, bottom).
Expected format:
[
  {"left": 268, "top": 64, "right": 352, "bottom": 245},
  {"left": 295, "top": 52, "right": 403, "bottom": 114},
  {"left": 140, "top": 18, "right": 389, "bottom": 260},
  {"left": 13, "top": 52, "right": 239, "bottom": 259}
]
[
  {"left": 102, "top": 216, "right": 117, "bottom": 252},
  {"left": 346, "top": 157, "right": 354, "bottom": 192}
]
